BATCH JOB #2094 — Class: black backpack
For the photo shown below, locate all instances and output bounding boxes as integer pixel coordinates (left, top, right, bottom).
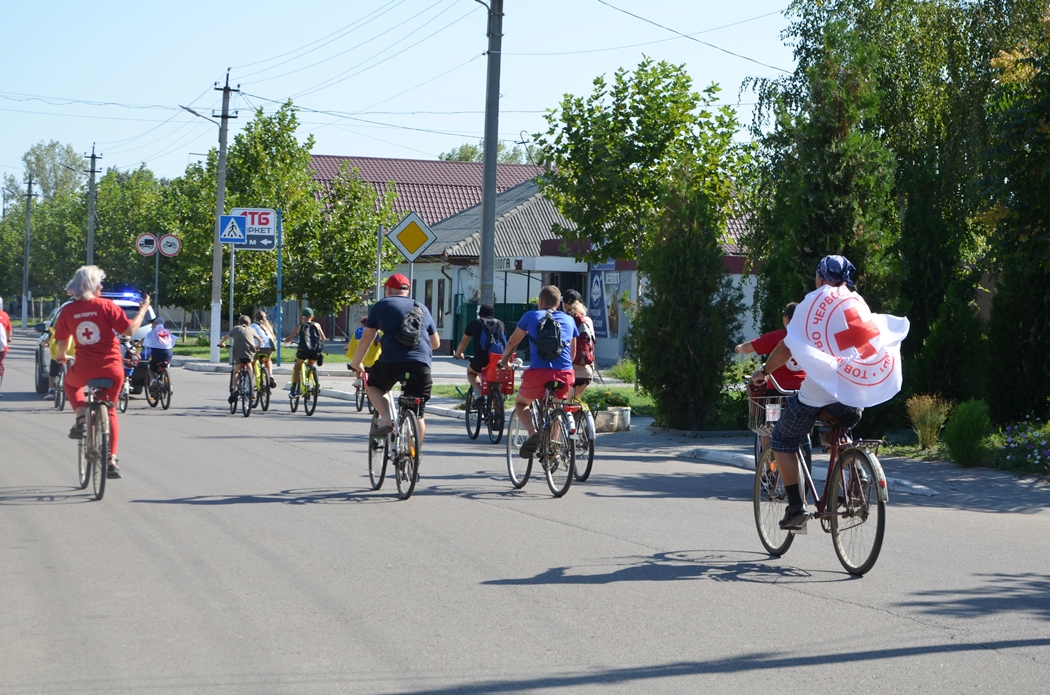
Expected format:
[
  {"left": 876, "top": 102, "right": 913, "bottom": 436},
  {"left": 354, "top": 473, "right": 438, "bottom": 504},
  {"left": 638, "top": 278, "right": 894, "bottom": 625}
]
[
  {"left": 535, "top": 310, "right": 566, "bottom": 361},
  {"left": 395, "top": 302, "right": 425, "bottom": 348},
  {"left": 300, "top": 322, "right": 324, "bottom": 353}
]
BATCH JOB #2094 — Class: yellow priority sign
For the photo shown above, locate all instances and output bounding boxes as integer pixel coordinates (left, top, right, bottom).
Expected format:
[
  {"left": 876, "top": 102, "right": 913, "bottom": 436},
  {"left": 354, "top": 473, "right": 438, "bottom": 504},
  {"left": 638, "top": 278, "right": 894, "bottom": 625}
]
[{"left": 387, "top": 211, "right": 436, "bottom": 263}]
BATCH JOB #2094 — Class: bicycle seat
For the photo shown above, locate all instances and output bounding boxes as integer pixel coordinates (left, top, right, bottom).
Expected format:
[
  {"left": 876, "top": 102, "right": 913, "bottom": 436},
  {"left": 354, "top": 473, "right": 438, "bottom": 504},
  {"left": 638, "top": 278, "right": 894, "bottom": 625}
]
[
  {"left": 239, "top": 358, "right": 252, "bottom": 365},
  {"left": 87, "top": 378, "right": 114, "bottom": 389},
  {"left": 545, "top": 380, "right": 567, "bottom": 391},
  {"left": 154, "top": 361, "right": 169, "bottom": 370}
]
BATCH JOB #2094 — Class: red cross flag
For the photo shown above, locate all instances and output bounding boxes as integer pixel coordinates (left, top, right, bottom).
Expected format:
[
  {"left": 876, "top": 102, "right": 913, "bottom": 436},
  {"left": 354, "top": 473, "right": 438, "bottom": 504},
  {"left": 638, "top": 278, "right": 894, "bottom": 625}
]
[{"left": 784, "top": 284, "right": 909, "bottom": 408}]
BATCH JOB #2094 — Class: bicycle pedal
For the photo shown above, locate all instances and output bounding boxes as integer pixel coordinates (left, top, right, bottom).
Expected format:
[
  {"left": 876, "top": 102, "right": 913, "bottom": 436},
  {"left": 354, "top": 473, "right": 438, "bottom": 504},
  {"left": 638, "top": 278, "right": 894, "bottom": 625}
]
[{"left": 791, "top": 521, "right": 808, "bottom": 535}]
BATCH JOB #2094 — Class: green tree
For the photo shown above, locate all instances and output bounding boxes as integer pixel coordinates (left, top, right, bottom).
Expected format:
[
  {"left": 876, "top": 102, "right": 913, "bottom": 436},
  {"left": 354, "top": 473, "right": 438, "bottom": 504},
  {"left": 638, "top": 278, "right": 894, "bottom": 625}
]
[
  {"left": 7, "top": 140, "right": 86, "bottom": 202},
  {"left": 439, "top": 140, "right": 529, "bottom": 164},
  {"left": 535, "top": 57, "right": 701, "bottom": 264},
  {"left": 160, "top": 158, "right": 217, "bottom": 311},
  {"left": 982, "top": 11, "right": 1050, "bottom": 422},
  {"left": 745, "top": 19, "right": 899, "bottom": 329},
  {"left": 93, "top": 165, "right": 167, "bottom": 292}
]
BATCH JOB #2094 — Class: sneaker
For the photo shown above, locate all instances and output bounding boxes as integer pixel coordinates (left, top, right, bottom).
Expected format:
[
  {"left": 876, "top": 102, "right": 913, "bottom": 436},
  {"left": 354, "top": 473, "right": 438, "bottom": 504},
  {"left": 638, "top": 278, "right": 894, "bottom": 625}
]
[
  {"left": 353, "top": 378, "right": 363, "bottom": 389},
  {"left": 779, "top": 504, "right": 809, "bottom": 530},
  {"left": 44, "top": 389, "right": 54, "bottom": 400},
  {"left": 518, "top": 432, "right": 542, "bottom": 459},
  {"left": 107, "top": 463, "right": 123, "bottom": 479},
  {"left": 290, "top": 384, "right": 299, "bottom": 397},
  {"left": 228, "top": 393, "right": 238, "bottom": 404},
  {"left": 370, "top": 424, "right": 393, "bottom": 439},
  {"left": 269, "top": 378, "right": 277, "bottom": 389}
]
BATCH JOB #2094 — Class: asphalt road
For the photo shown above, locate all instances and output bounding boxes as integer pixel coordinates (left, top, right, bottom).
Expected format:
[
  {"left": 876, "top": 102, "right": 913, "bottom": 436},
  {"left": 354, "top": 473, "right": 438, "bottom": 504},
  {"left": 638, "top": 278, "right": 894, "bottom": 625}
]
[{"left": 2, "top": 333, "right": 1048, "bottom": 694}]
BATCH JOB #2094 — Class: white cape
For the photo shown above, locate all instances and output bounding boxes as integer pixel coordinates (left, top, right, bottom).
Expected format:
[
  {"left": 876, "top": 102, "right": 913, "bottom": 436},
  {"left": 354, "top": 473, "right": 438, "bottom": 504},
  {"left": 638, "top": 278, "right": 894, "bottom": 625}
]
[{"left": 784, "top": 284, "right": 910, "bottom": 408}]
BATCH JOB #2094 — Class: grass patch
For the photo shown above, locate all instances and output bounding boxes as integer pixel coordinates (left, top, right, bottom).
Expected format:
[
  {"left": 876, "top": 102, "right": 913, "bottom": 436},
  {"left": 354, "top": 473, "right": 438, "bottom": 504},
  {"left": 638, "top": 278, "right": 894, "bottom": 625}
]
[
  {"left": 429, "top": 383, "right": 655, "bottom": 417},
  {"left": 172, "top": 342, "right": 350, "bottom": 363},
  {"left": 604, "top": 359, "right": 635, "bottom": 382},
  {"left": 878, "top": 441, "right": 951, "bottom": 462}
]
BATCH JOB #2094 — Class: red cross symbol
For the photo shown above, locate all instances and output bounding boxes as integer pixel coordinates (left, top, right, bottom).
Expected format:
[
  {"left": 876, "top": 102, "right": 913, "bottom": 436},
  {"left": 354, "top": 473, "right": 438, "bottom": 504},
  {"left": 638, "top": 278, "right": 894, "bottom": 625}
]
[
  {"left": 80, "top": 326, "right": 95, "bottom": 342},
  {"left": 834, "top": 307, "right": 880, "bottom": 358}
]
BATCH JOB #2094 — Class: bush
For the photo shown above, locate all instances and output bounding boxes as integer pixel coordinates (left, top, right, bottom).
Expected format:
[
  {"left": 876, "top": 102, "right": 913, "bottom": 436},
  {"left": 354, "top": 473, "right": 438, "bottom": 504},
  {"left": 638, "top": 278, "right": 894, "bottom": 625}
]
[
  {"left": 583, "top": 388, "right": 630, "bottom": 411},
  {"left": 194, "top": 332, "right": 210, "bottom": 347},
  {"left": 942, "top": 399, "right": 991, "bottom": 467},
  {"left": 993, "top": 417, "right": 1050, "bottom": 475},
  {"left": 605, "top": 359, "right": 635, "bottom": 383},
  {"left": 906, "top": 394, "right": 953, "bottom": 450}
]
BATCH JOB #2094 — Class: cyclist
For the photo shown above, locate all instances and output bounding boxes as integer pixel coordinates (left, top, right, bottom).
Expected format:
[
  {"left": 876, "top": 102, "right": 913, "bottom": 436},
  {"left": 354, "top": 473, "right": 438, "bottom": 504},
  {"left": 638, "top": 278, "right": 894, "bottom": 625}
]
[
  {"left": 346, "top": 317, "right": 381, "bottom": 389},
  {"left": 736, "top": 302, "right": 807, "bottom": 450},
  {"left": 454, "top": 303, "right": 505, "bottom": 398},
  {"left": 751, "top": 255, "right": 908, "bottom": 530},
  {"left": 349, "top": 273, "right": 440, "bottom": 442},
  {"left": 141, "top": 317, "right": 175, "bottom": 388},
  {"left": 219, "top": 315, "right": 261, "bottom": 403},
  {"left": 498, "top": 285, "right": 578, "bottom": 459},
  {"left": 251, "top": 310, "right": 278, "bottom": 389},
  {"left": 284, "top": 308, "right": 326, "bottom": 397},
  {"left": 0, "top": 297, "right": 10, "bottom": 398},
  {"left": 55, "top": 265, "right": 151, "bottom": 480},
  {"left": 560, "top": 289, "right": 595, "bottom": 401},
  {"left": 45, "top": 323, "right": 76, "bottom": 400}
]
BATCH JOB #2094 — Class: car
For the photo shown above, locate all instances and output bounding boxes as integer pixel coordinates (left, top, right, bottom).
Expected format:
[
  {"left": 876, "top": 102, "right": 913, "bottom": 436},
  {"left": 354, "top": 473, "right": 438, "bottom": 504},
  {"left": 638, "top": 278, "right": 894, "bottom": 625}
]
[{"left": 34, "top": 292, "right": 157, "bottom": 394}]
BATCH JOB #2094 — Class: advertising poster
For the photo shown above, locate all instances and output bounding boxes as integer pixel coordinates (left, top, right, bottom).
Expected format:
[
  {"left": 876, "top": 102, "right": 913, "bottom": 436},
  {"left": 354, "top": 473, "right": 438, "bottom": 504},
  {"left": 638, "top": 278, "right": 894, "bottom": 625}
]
[{"left": 588, "top": 269, "right": 608, "bottom": 338}]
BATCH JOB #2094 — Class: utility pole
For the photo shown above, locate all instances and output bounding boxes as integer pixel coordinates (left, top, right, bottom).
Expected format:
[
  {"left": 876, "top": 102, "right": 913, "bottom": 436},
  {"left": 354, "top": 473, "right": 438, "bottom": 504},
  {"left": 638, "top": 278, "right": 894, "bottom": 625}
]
[
  {"left": 476, "top": 0, "right": 504, "bottom": 307},
  {"left": 209, "top": 71, "right": 238, "bottom": 363},
  {"left": 21, "top": 175, "right": 35, "bottom": 329},
  {"left": 85, "top": 145, "right": 101, "bottom": 265}
]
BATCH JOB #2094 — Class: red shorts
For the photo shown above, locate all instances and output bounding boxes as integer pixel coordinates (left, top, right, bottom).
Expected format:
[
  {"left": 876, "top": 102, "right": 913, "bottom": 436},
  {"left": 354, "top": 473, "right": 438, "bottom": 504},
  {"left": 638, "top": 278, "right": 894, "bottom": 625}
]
[{"left": 519, "top": 368, "right": 574, "bottom": 400}]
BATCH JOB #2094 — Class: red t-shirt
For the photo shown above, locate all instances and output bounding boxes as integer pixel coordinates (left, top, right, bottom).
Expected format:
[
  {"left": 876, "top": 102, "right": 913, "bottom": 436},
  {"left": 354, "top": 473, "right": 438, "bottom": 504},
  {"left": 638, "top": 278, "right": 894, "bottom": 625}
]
[
  {"left": 0, "top": 310, "right": 11, "bottom": 349},
  {"left": 54, "top": 297, "right": 130, "bottom": 367},
  {"left": 749, "top": 328, "right": 806, "bottom": 390}
]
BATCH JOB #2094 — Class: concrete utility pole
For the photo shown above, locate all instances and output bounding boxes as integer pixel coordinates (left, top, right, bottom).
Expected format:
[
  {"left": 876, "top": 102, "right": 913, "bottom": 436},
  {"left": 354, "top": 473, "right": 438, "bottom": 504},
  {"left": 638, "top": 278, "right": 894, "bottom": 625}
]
[
  {"left": 85, "top": 145, "right": 101, "bottom": 265},
  {"left": 21, "top": 175, "right": 35, "bottom": 329},
  {"left": 476, "top": 0, "right": 504, "bottom": 307},
  {"left": 209, "top": 72, "right": 238, "bottom": 363}
]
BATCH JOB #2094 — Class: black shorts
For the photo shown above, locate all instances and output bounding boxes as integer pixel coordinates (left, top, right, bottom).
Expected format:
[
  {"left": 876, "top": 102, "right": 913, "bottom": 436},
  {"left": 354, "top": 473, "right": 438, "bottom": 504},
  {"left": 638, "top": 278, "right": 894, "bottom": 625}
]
[
  {"left": 368, "top": 360, "right": 432, "bottom": 415},
  {"left": 296, "top": 349, "right": 322, "bottom": 361},
  {"left": 257, "top": 347, "right": 274, "bottom": 357},
  {"left": 573, "top": 377, "right": 592, "bottom": 388},
  {"left": 49, "top": 359, "right": 64, "bottom": 377}
]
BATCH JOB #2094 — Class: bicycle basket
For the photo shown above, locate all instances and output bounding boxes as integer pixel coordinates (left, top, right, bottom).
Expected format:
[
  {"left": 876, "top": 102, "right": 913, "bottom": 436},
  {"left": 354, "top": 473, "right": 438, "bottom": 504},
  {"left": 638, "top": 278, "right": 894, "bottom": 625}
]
[{"left": 748, "top": 395, "right": 785, "bottom": 435}]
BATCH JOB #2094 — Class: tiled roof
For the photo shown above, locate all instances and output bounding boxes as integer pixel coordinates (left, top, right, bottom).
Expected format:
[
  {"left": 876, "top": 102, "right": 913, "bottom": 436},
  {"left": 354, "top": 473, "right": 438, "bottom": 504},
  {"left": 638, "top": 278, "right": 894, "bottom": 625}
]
[
  {"left": 310, "top": 155, "right": 544, "bottom": 226},
  {"left": 428, "top": 180, "right": 577, "bottom": 260}
]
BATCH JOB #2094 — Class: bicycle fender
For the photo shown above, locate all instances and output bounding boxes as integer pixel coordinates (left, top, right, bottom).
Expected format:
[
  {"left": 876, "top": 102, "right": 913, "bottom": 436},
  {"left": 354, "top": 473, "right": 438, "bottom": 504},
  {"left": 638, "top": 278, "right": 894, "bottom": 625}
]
[
  {"left": 866, "top": 451, "right": 890, "bottom": 503},
  {"left": 584, "top": 411, "right": 596, "bottom": 440}
]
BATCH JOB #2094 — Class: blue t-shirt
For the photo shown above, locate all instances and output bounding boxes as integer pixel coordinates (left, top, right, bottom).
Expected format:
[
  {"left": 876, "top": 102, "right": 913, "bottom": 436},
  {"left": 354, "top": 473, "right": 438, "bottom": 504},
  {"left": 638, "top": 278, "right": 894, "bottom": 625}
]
[
  {"left": 517, "top": 309, "right": 578, "bottom": 370},
  {"left": 367, "top": 295, "right": 437, "bottom": 364}
]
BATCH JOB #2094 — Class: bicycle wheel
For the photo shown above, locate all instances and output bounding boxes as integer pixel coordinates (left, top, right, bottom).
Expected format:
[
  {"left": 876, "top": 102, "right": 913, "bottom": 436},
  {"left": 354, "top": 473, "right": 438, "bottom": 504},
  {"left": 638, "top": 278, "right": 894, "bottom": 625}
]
[
  {"left": 543, "top": 409, "right": 575, "bottom": 498},
  {"left": 160, "top": 371, "right": 172, "bottom": 410},
  {"left": 355, "top": 383, "right": 365, "bottom": 412},
  {"left": 289, "top": 380, "right": 300, "bottom": 413},
  {"left": 463, "top": 388, "right": 481, "bottom": 439},
  {"left": 395, "top": 410, "right": 420, "bottom": 500},
  {"left": 259, "top": 381, "right": 270, "bottom": 412},
  {"left": 505, "top": 407, "right": 532, "bottom": 488},
  {"left": 239, "top": 370, "right": 253, "bottom": 417},
  {"left": 91, "top": 406, "right": 108, "bottom": 501},
  {"left": 252, "top": 371, "right": 262, "bottom": 409},
  {"left": 146, "top": 372, "right": 159, "bottom": 408},
  {"left": 573, "top": 411, "right": 595, "bottom": 481},
  {"left": 829, "top": 448, "right": 886, "bottom": 576},
  {"left": 486, "top": 392, "right": 505, "bottom": 444},
  {"left": 303, "top": 367, "right": 318, "bottom": 416},
  {"left": 54, "top": 372, "right": 66, "bottom": 411},
  {"left": 77, "top": 437, "right": 90, "bottom": 489},
  {"left": 367, "top": 411, "right": 388, "bottom": 490},
  {"left": 753, "top": 432, "right": 762, "bottom": 469},
  {"left": 117, "top": 379, "right": 129, "bottom": 413},
  {"left": 753, "top": 446, "right": 795, "bottom": 556}
]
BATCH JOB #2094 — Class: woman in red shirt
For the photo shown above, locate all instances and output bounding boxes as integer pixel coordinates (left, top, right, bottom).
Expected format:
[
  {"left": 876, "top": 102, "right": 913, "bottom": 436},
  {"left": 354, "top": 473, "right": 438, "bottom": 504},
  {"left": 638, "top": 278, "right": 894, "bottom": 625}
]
[{"left": 54, "top": 266, "right": 151, "bottom": 480}]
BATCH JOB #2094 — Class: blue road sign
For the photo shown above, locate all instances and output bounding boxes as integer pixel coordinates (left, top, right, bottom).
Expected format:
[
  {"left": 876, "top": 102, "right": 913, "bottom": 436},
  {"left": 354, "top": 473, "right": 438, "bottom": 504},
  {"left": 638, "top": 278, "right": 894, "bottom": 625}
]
[{"left": 219, "top": 215, "right": 247, "bottom": 245}]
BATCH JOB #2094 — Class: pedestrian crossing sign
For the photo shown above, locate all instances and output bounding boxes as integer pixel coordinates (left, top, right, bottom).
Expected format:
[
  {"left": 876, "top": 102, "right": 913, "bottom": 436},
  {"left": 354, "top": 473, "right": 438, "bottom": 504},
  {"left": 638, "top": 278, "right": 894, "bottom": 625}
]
[{"left": 219, "top": 215, "right": 246, "bottom": 244}]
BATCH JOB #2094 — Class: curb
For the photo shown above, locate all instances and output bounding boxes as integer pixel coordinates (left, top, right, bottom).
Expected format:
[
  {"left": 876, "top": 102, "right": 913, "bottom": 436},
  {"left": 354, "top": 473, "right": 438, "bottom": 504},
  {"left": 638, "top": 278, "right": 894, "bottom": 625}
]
[{"left": 683, "top": 447, "right": 938, "bottom": 497}]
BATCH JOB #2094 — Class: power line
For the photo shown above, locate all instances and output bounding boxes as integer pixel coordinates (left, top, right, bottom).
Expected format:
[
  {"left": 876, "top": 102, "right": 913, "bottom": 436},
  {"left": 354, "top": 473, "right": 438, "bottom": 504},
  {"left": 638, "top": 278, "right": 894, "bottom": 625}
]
[
  {"left": 594, "top": 0, "right": 790, "bottom": 73},
  {"left": 505, "top": 8, "right": 787, "bottom": 56},
  {"left": 355, "top": 52, "right": 484, "bottom": 112},
  {"left": 0, "top": 91, "right": 175, "bottom": 111}
]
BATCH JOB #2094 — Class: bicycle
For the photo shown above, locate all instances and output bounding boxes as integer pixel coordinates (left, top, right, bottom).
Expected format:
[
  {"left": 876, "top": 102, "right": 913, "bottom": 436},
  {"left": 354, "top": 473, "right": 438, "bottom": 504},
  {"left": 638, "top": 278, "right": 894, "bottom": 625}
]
[
  {"left": 464, "top": 361, "right": 514, "bottom": 444},
  {"left": 54, "top": 360, "right": 69, "bottom": 411},
  {"left": 504, "top": 362, "right": 576, "bottom": 498},
  {"left": 144, "top": 358, "right": 172, "bottom": 410},
  {"left": 289, "top": 356, "right": 319, "bottom": 416},
  {"left": 252, "top": 353, "right": 271, "bottom": 412},
  {"left": 117, "top": 350, "right": 137, "bottom": 414},
  {"left": 750, "top": 375, "right": 889, "bottom": 576},
  {"left": 367, "top": 387, "right": 423, "bottom": 500},
  {"left": 77, "top": 378, "right": 114, "bottom": 501},
  {"left": 348, "top": 365, "right": 374, "bottom": 413},
  {"left": 228, "top": 358, "right": 255, "bottom": 417}
]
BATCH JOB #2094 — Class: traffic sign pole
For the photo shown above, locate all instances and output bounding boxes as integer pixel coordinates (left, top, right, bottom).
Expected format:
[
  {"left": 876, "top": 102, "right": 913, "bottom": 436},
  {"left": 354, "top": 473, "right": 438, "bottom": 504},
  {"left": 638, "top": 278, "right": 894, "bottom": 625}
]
[
  {"left": 155, "top": 251, "right": 160, "bottom": 308},
  {"left": 276, "top": 209, "right": 283, "bottom": 367}
]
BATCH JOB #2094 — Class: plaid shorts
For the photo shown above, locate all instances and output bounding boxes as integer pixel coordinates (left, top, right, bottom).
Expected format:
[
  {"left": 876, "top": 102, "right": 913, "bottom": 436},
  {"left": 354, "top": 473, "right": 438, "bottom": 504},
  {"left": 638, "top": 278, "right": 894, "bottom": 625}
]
[{"left": 770, "top": 396, "right": 822, "bottom": 454}]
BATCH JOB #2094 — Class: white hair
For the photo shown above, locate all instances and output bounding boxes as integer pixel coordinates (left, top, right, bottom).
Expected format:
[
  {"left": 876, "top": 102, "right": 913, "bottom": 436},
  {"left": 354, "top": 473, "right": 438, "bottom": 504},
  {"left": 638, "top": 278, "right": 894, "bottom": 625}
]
[{"left": 66, "top": 265, "right": 106, "bottom": 301}]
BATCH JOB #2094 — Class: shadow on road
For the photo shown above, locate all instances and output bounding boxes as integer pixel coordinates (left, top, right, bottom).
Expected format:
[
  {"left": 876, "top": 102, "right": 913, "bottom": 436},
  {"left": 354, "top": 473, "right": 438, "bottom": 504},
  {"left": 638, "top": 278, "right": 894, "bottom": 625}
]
[
  {"left": 897, "top": 572, "right": 1050, "bottom": 623},
  {"left": 0, "top": 485, "right": 95, "bottom": 505},
  {"left": 130, "top": 487, "right": 402, "bottom": 506}
]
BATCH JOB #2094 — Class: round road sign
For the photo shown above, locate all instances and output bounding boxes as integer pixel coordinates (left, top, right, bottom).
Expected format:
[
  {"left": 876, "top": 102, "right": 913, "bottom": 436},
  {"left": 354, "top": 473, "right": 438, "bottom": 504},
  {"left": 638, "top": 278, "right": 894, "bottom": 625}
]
[
  {"left": 159, "top": 234, "right": 182, "bottom": 257},
  {"left": 136, "top": 233, "right": 158, "bottom": 256}
]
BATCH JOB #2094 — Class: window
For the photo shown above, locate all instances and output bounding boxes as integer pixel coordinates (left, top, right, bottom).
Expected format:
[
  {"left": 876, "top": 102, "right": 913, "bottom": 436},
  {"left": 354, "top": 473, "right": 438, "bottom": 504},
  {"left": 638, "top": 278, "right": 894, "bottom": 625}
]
[
  {"left": 436, "top": 279, "right": 445, "bottom": 328},
  {"left": 425, "top": 280, "right": 434, "bottom": 329}
]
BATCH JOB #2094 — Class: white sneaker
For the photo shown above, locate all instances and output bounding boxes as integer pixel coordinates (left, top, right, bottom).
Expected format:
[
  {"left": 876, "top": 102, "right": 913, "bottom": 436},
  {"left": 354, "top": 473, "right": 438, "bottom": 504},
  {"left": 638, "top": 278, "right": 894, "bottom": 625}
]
[
  {"left": 44, "top": 390, "right": 54, "bottom": 400},
  {"left": 353, "top": 378, "right": 363, "bottom": 389}
]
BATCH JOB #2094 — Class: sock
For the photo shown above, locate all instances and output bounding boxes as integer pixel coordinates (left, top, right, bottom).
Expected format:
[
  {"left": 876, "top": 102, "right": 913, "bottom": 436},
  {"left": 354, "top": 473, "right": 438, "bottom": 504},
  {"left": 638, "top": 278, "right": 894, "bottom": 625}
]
[{"left": 786, "top": 483, "right": 804, "bottom": 509}]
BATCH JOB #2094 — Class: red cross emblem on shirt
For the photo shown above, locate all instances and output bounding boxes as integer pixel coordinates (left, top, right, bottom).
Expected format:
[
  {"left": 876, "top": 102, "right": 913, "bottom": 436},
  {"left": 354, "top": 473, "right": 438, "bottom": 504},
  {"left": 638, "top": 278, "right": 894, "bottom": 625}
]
[
  {"left": 834, "top": 307, "right": 880, "bottom": 359},
  {"left": 80, "top": 326, "right": 95, "bottom": 342}
]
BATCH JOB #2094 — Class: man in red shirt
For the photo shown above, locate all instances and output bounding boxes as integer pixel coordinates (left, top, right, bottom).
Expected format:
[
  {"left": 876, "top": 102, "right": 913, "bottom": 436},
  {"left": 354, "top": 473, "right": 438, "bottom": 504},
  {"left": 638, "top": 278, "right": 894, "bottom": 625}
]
[
  {"left": 55, "top": 267, "right": 151, "bottom": 479},
  {"left": 0, "top": 298, "right": 11, "bottom": 398}
]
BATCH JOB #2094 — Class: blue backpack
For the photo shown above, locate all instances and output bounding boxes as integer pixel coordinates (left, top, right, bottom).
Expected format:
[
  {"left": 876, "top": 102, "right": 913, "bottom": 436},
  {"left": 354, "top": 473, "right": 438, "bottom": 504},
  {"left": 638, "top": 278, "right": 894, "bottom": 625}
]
[{"left": 477, "top": 318, "right": 506, "bottom": 355}]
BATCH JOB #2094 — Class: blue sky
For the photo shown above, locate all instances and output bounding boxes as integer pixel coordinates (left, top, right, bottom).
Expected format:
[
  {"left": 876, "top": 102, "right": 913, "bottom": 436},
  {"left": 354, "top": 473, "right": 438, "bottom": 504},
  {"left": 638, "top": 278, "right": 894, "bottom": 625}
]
[{"left": 0, "top": 0, "right": 795, "bottom": 182}]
